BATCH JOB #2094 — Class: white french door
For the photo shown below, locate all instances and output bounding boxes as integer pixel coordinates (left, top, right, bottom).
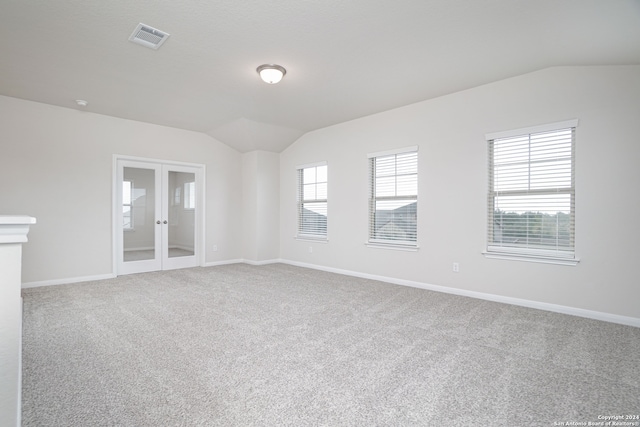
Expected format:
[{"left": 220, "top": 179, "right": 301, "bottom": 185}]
[{"left": 115, "top": 158, "right": 204, "bottom": 275}]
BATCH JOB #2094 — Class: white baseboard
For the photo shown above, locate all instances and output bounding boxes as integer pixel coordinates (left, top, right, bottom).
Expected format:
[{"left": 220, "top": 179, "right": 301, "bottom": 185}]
[
  {"left": 202, "top": 259, "right": 244, "bottom": 267},
  {"left": 123, "top": 246, "right": 154, "bottom": 252},
  {"left": 203, "top": 258, "right": 281, "bottom": 267},
  {"left": 170, "top": 245, "right": 195, "bottom": 252},
  {"left": 21, "top": 273, "right": 117, "bottom": 289},
  {"left": 242, "top": 258, "right": 281, "bottom": 266},
  {"left": 20, "top": 258, "right": 276, "bottom": 287},
  {"left": 279, "top": 259, "right": 640, "bottom": 328}
]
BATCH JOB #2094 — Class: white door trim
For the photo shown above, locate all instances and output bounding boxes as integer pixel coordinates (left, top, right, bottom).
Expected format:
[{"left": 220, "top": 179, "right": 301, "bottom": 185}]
[{"left": 113, "top": 155, "right": 206, "bottom": 276}]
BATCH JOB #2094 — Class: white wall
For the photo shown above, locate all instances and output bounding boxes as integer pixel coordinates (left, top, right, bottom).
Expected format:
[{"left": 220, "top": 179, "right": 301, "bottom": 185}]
[
  {"left": 242, "top": 152, "right": 259, "bottom": 261},
  {"left": 0, "top": 95, "right": 243, "bottom": 283},
  {"left": 242, "top": 151, "right": 280, "bottom": 262},
  {"left": 256, "top": 152, "right": 280, "bottom": 261},
  {"left": 280, "top": 65, "right": 640, "bottom": 320}
]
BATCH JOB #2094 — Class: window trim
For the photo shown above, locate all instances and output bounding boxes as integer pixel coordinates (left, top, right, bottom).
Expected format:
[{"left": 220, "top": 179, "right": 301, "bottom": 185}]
[
  {"left": 365, "top": 241, "right": 419, "bottom": 251},
  {"left": 484, "top": 119, "right": 580, "bottom": 265},
  {"left": 367, "top": 146, "right": 418, "bottom": 249},
  {"left": 367, "top": 145, "right": 419, "bottom": 159},
  {"left": 122, "top": 180, "right": 134, "bottom": 231},
  {"left": 485, "top": 119, "right": 579, "bottom": 141},
  {"left": 482, "top": 249, "right": 579, "bottom": 266},
  {"left": 296, "top": 161, "right": 328, "bottom": 240}
]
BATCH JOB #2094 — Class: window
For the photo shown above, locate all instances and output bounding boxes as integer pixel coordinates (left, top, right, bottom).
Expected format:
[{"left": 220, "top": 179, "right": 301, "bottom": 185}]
[
  {"left": 297, "top": 162, "right": 327, "bottom": 239},
  {"left": 171, "top": 179, "right": 195, "bottom": 209},
  {"left": 173, "top": 185, "right": 181, "bottom": 206},
  {"left": 122, "top": 179, "right": 147, "bottom": 231},
  {"left": 122, "top": 180, "right": 133, "bottom": 230},
  {"left": 485, "top": 119, "right": 578, "bottom": 264},
  {"left": 368, "top": 147, "right": 418, "bottom": 247},
  {"left": 184, "top": 181, "right": 196, "bottom": 209}
]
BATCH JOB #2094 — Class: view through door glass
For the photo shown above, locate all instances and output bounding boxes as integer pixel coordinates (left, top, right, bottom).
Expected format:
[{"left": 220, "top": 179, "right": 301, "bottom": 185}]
[
  {"left": 168, "top": 171, "right": 196, "bottom": 258},
  {"left": 123, "top": 167, "right": 156, "bottom": 262}
]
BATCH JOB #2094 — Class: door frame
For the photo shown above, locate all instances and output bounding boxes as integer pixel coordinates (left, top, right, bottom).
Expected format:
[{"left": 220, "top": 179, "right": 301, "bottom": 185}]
[{"left": 112, "top": 155, "right": 205, "bottom": 275}]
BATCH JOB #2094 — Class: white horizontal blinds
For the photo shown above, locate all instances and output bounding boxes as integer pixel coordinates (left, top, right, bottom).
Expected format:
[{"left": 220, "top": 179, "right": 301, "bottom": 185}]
[
  {"left": 488, "top": 126, "right": 575, "bottom": 256},
  {"left": 369, "top": 150, "right": 418, "bottom": 244},
  {"left": 298, "top": 164, "right": 327, "bottom": 237}
]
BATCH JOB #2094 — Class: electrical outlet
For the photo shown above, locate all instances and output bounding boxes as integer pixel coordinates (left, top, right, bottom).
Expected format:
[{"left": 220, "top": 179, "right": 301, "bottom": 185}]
[
  {"left": 213, "top": 245, "right": 218, "bottom": 252},
  {"left": 308, "top": 246, "right": 313, "bottom": 253},
  {"left": 453, "top": 262, "right": 460, "bottom": 273}
]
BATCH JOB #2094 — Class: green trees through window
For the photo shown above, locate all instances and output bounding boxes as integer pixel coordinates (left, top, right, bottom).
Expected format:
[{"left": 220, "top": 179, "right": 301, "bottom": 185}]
[{"left": 493, "top": 210, "right": 572, "bottom": 249}]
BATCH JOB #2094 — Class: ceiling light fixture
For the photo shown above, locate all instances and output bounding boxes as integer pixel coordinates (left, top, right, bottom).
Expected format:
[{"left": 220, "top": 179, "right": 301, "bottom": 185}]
[
  {"left": 75, "top": 100, "right": 88, "bottom": 107},
  {"left": 257, "top": 64, "right": 286, "bottom": 84}
]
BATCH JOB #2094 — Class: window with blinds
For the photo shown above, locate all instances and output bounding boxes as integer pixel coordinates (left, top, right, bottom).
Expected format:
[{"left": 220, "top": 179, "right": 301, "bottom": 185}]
[
  {"left": 368, "top": 148, "right": 418, "bottom": 246},
  {"left": 487, "top": 120, "right": 577, "bottom": 261},
  {"left": 297, "top": 162, "right": 327, "bottom": 238}
]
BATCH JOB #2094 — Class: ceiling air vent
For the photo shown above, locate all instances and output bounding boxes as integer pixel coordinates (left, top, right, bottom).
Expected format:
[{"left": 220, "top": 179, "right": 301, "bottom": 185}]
[{"left": 128, "top": 23, "right": 170, "bottom": 50}]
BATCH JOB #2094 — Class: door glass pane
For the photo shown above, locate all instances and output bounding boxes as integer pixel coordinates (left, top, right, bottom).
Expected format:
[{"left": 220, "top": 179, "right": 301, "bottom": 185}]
[
  {"left": 168, "top": 171, "right": 195, "bottom": 258},
  {"left": 123, "top": 167, "right": 155, "bottom": 262}
]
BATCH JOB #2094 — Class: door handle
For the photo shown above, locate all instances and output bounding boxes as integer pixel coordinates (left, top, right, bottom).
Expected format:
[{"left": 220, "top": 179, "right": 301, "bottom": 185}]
[
  {"left": 156, "top": 220, "right": 161, "bottom": 224},
  {"left": 163, "top": 220, "right": 168, "bottom": 224}
]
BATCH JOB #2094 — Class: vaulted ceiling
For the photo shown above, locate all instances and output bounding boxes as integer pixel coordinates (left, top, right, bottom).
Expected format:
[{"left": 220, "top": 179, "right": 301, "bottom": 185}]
[{"left": 1, "top": 0, "right": 639, "bottom": 152}]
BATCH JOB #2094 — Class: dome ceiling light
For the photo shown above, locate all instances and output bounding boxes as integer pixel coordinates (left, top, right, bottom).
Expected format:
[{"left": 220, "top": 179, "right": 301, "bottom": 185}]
[{"left": 257, "top": 64, "right": 286, "bottom": 84}]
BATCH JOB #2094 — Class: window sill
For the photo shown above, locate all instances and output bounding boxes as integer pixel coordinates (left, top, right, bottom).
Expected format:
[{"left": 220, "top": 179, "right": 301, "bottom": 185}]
[
  {"left": 295, "top": 236, "right": 328, "bottom": 243},
  {"left": 482, "top": 250, "right": 579, "bottom": 266},
  {"left": 366, "top": 242, "right": 419, "bottom": 252}
]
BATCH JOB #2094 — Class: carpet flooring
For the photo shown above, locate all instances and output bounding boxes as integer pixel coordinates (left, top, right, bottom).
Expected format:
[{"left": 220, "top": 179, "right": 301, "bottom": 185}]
[{"left": 21, "top": 263, "right": 640, "bottom": 426}]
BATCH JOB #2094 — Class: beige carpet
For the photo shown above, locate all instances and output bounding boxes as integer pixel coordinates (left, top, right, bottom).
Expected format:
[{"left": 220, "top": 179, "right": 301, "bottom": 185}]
[{"left": 21, "top": 263, "right": 640, "bottom": 426}]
